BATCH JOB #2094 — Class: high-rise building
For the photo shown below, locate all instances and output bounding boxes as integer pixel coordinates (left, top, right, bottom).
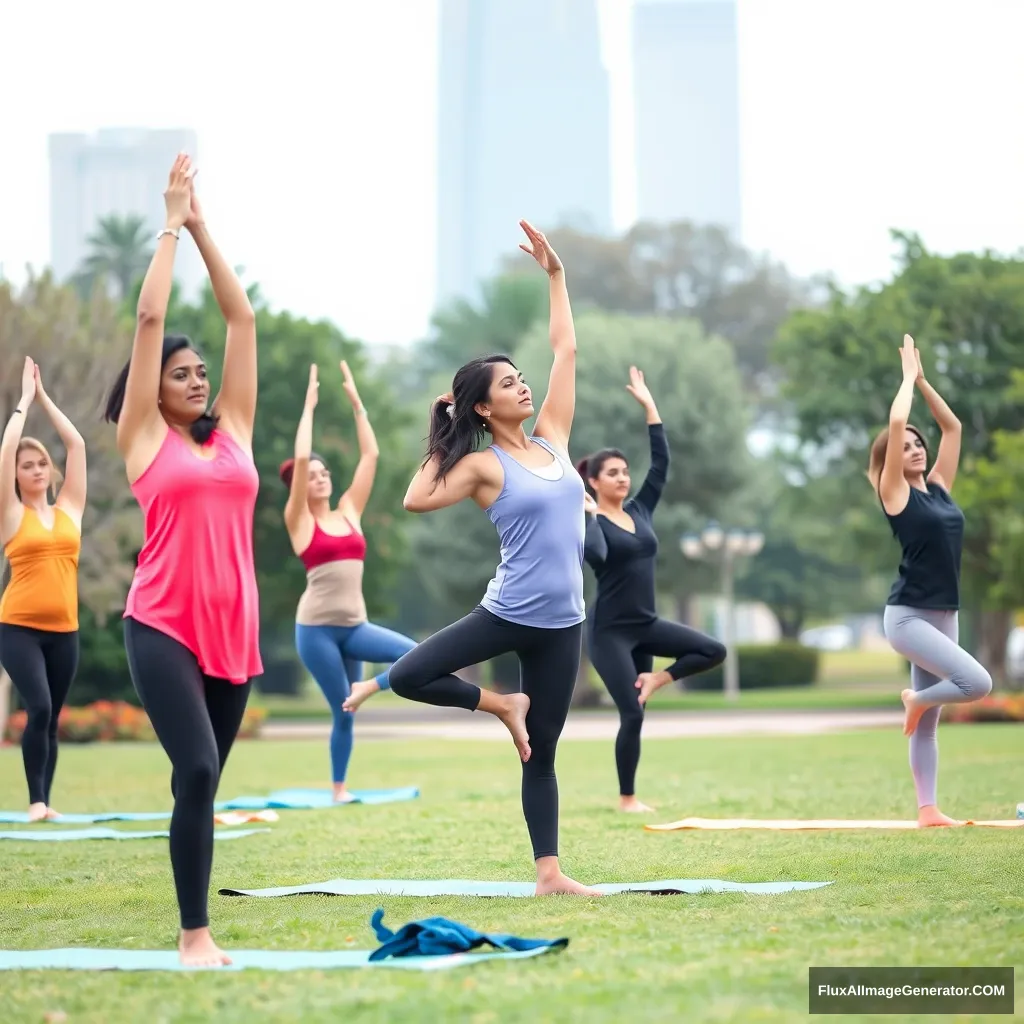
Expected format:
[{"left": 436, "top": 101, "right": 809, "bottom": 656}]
[
  {"left": 48, "top": 128, "right": 204, "bottom": 298},
  {"left": 633, "top": 0, "right": 742, "bottom": 238},
  {"left": 437, "top": 0, "right": 612, "bottom": 309}
]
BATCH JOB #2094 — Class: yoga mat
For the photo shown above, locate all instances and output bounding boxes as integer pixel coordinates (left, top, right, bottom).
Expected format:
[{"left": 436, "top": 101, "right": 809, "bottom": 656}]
[
  {"left": 645, "top": 817, "right": 1024, "bottom": 832},
  {"left": 219, "top": 877, "right": 832, "bottom": 898},
  {"left": 0, "top": 811, "right": 170, "bottom": 824},
  {"left": 0, "top": 827, "right": 270, "bottom": 842},
  {"left": 0, "top": 945, "right": 563, "bottom": 972},
  {"left": 216, "top": 787, "right": 420, "bottom": 810}
]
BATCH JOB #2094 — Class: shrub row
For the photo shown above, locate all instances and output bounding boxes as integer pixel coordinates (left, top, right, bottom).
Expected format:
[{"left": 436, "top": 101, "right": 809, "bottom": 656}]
[{"left": 684, "top": 642, "right": 821, "bottom": 691}]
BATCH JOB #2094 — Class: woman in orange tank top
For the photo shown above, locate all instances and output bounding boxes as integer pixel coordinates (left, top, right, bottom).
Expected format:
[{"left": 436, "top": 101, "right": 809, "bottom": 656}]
[
  {"left": 0, "top": 356, "right": 87, "bottom": 822},
  {"left": 102, "top": 154, "right": 260, "bottom": 969}
]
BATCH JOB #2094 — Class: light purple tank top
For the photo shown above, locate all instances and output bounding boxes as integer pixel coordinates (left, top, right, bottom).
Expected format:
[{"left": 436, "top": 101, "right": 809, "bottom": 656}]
[{"left": 480, "top": 436, "right": 586, "bottom": 629}]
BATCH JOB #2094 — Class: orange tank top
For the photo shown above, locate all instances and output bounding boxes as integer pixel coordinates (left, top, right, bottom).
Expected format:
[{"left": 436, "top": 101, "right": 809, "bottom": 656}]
[{"left": 0, "top": 506, "right": 81, "bottom": 632}]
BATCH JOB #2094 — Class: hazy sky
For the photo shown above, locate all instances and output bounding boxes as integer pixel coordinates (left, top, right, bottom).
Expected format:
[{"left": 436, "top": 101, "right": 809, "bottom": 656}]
[{"left": 2, "top": 0, "right": 1022, "bottom": 349}]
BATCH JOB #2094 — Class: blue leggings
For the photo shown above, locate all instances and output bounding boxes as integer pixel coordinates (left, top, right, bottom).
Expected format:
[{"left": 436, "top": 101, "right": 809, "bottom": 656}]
[{"left": 295, "top": 621, "right": 417, "bottom": 783}]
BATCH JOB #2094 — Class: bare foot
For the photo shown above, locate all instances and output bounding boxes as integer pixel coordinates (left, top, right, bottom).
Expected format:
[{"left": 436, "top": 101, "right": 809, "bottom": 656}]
[
  {"left": 27, "top": 802, "right": 48, "bottom": 822},
  {"left": 496, "top": 693, "right": 531, "bottom": 762},
  {"left": 342, "top": 680, "right": 381, "bottom": 713},
  {"left": 44, "top": 807, "right": 61, "bottom": 820},
  {"left": 635, "top": 670, "right": 672, "bottom": 706},
  {"left": 179, "top": 928, "right": 232, "bottom": 968},
  {"left": 901, "top": 689, "right": 928, "bottom": 736},
  {"left": 332, "top": 786, "right": 356, "bottom": 804},
  {"left": 918, "top": 805, "right": 961, "bottom": 827},
  {"left": 535, "top": 873, "right": 604, "bottom": 896},
  {"left": 619, "top": 797, "right": 655, "bottom": 813}
]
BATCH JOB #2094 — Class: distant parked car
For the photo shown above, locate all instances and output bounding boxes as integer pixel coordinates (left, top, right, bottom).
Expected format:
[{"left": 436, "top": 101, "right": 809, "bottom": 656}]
[{"left": 799, "top": 624, "right": 854, "bottom": 651}]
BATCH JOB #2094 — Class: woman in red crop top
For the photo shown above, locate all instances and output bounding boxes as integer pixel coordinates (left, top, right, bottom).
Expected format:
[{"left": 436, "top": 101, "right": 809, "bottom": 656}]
[
  {"left": 102, "top": 154, "right": 261, "bottom": 968},
  {"left": 281, "top": 362, "right": 416, "bottom": 802}
]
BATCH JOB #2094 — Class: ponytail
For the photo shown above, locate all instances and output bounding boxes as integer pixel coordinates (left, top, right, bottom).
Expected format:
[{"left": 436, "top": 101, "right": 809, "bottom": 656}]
[{"left": 575, "top": 456, "right": 595, "bottom": 498}]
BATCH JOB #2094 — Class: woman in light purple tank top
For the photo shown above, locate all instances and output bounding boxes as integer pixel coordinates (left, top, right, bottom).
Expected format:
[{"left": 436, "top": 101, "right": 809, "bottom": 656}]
[{"left": 387, "top": 221, "right": 599, "bottom": 897}]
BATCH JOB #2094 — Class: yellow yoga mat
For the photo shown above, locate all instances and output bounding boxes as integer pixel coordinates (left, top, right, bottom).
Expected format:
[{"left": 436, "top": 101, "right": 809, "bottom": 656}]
[{"left": 645, "top": 817, "right": 1024, "bottom": 832}]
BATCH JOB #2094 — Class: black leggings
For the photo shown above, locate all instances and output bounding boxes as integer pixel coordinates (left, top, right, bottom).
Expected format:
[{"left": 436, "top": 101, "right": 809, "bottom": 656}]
[
  {"left": 588, "top": 617, "right": 726, "bottom": 796},
  {"left": 124, "top": 618, "right": 251, "bottom": 931},
  {"left": 389, "top": 606, "right": 581, "bottom": 861},
  {"left": 0, "top": 624, "right": 79, "bottom": 806}
]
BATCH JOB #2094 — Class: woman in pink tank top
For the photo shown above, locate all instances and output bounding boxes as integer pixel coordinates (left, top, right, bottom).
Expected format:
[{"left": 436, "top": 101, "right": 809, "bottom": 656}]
[
  {"left": 102, "top": 154, "right": 260, "bottom": 968},
  {"left": 281, "top": 362, "right": 416, "bottom": 802}
]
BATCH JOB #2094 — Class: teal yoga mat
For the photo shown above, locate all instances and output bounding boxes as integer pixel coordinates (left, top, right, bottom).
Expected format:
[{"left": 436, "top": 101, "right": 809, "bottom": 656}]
[
  {"left": 216, "top": 787, "right": 419, "bottom": 810},
  {"left": 0, "top": 827, "right": 269, "bottom": 842},
  {"left": 0, "top": 811, "right": 170, "bottom": 824},
  {"left": 0, "top": 945, "right": 563, "bottom": 972},
  {"left": 220, "top": 877, "right": 833, "bottom": 898}
]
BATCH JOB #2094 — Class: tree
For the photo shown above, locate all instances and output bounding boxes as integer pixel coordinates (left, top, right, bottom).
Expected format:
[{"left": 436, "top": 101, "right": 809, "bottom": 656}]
[
  {"left": 74, "top": 214, "right": 154, "bottom": 300},
  {"left": 772, "top": 234, "right": 1024, "bottom": 681}
]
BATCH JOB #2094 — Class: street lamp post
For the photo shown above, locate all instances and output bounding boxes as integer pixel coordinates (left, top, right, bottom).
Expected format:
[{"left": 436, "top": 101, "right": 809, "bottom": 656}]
[{"left": 680, "top": 522, "right": 765, "bottom": 702}]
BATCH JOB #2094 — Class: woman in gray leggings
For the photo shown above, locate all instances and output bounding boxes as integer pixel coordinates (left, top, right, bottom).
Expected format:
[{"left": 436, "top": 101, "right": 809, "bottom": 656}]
[{"left": 867, "top": 334, "right": 992, "bottom": 827}]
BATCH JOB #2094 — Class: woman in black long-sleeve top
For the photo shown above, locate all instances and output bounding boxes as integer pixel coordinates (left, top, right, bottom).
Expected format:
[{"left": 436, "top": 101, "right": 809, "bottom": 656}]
[{"left": 578, "top": 367, "right": 726, "bottom": 812}]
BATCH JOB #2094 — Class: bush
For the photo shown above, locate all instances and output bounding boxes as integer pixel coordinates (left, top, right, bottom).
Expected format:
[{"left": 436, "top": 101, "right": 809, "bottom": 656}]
[
  {"left": 944, "top": 694, "right": 1024, "bottom": 724},
  {"left": 72, "top": 610, "right": 139, "bottom": 706},
  {"left": 684, "top": 642, "right": 820, "bottom": 691},
  {"left": 3, "top": 701, "right": 265, "bottom": 744}
]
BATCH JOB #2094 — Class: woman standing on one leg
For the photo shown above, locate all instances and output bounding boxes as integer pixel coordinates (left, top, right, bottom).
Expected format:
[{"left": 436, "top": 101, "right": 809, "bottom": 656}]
[
  {"left": 391, "top": 220, "right": 599, "bottom": 897},
  {"left": 0, "top": 358, "right": 86, "bottom": 821},
  {"left": 281, "top": 359, "right": 416, "bottom": 801},
  {"left": 579, "top": 367, "right": 726, "bottom": 813},
  {"left": 869, "top": 333, "right": 991, "bottom": 828},
  {"left": 103, "top": 154, "right": 262, "bottom": 965}
]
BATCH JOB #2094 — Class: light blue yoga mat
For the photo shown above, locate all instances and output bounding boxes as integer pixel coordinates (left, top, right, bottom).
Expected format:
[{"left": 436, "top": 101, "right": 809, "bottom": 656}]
[
  {"left": 0, "top": 811, "right": 170, "bottom": 824},
  {"left": 0, "top": 945, "right": 562, "bottom": 972},
  {"left": 220, "top": 877, "right": 833, "bottom": 898},
  {"left": 0, "top": 827, "right": 269, "bottom": 842},
  {"left": 216, "top": 787, "right": 420, "bottom": 810}
]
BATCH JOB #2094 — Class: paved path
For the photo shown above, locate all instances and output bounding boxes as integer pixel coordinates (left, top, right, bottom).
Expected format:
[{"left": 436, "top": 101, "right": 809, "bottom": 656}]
[{"left": 262, "top": 708, "right": 903, "bottom": 742}]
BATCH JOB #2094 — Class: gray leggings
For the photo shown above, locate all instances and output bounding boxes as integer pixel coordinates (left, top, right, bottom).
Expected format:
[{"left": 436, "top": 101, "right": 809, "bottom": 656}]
[{"left": 882, "top": 606, "right": 993, "bottom": 807}]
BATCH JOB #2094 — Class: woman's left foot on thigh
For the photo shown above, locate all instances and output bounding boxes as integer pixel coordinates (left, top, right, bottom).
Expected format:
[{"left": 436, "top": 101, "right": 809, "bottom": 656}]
[
  {"left": 342, "top": 680, "right": 382, "bottom": 713},
  {"left": 635, "top": 670, "right": 672, "bottom": 706},
  {"left": 918, "top": 804, "right": 960, "bottom": 827},
  {"left": 618, "top": 796, "right": 655, "bottom": 813}
]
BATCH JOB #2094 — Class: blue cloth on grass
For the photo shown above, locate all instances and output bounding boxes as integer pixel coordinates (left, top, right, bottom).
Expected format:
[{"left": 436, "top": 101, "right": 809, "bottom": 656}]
[
  {"left": 0, "top": 827, "right": 269, "bottom": 842},
  {"left": 368, "top": 908, "right": 568, "bottom": 961},
  {"left": 216, "top": 787, "right": 419, "bottom": 810},
  {"left": 0, "top": 811, "right": 170, "bottom": 824}
]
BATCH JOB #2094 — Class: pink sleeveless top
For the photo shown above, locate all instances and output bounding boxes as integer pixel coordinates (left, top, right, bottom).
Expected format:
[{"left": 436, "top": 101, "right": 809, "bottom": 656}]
[{"left": 123, "top": 428, "right": 263, "bottom": 683}]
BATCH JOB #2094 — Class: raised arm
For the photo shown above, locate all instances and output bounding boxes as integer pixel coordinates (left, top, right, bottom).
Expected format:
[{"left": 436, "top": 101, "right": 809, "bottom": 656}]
[
  {"left": 625, "top": 366, "right": 669, "bottom": 512},
  {"left": 583, "top": 493, "right": 609, "bottom": 567},
  {"left": 284, "top": 365, "right": 319, "bottom": 540},
  {"left": 915, "top": 349, "right": 962, "bottom": 493},
  {"left": 0, "top": 358, "right": 37, "bottom": 544},
  {"left": 34, "top": 366, "right": 86, "bottom": 529},
  {"left": 521, "top": 222, "right": 576, "bottom": 455},
  {"left": 876, "top": 334, "right": 920, "bottom": 514},
  {"left": 337, "top": 361, "right": 379, "bottom": 521},
  {"left": 117, "top": 155, "right": 194, "bottom": 455},
  {"left": 185, "top": 181, "right": 257, "bottom": 449}
]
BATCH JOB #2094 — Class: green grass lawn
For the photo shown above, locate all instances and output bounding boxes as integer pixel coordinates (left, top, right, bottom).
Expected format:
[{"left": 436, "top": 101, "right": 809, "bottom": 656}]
[{"left": 1, "top": 726, "right": 1020, "bottom": 1022}]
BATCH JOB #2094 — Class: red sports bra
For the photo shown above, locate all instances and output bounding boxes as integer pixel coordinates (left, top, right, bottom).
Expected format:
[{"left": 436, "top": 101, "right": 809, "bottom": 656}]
[{"left": 299, "top": 518, "right": 366, "bottom": 570}]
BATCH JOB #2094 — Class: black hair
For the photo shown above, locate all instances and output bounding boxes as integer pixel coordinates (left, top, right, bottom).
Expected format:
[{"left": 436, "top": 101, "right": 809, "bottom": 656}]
[
  {"left": 576, "top": 448, "right": 628, "bottom": 498},
  {"left": 103, "top": 334, "right": 219, "bottom": 445},
  {"left": 278, "top": 451, "right": 330, "bottom": 489},
  {"left": 425, "top": 353, "right": 518, "bottom": 490}
]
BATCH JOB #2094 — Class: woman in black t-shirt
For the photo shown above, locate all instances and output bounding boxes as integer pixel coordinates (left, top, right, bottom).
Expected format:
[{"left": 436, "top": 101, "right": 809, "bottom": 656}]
[
  {"left": 579, "top": 367, "right": 725, "bottom": 813},
  {"left": 868, "top": 334, "right": 991, "bottom": 827}
]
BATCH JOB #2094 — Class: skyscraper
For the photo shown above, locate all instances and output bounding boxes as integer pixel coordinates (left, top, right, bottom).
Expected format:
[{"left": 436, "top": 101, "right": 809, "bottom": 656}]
[
  {"left": 436, "top": 0, "right": 612, "bottom": 309},
  {"left": 633, "top": 0, "right": 742, "bottom": 238},
  {"left": 48, "top": 128, "right": 204, "bottom": 298}
]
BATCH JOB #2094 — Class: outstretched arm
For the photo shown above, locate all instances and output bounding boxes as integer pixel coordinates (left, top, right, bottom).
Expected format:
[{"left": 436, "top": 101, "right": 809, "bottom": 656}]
[
  {"left": 0, "top": 358, "right": 36, "bottom": 544},
  {"left": 522, "top": 222, "right": 576, "bottom": 455},
  {"left": 284, "top": 365, "right": 318, "bottom": 536},
  {"left": 186, "top": 184, "right": 257, "bottom": 449},
  {"left": 584, "top": 506, "right": 609, "bottom": 567},
  {"left": 625, "top": 366, "right": 669, "bottom": 512},
  {"left": 35, "top": 367, "right": 87, "bottom": 528},
  {"left": 877, "top": 334, "right": 920, "bottom": 513},
  {"left": 337, "top": 361, "right": 379, "bottom": 520},
  {"left": 118, "top": 155, "right": 193, "bottom": 455},
  {"left": 915, "top": 351, "right": 962, "bottom": 493}
]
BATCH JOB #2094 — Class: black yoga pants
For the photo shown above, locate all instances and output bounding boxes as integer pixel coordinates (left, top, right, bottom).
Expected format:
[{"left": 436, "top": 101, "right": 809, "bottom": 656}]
[
  {"left": 0, "top": 624, "right": 79, "bottom": 806},
  {"left": 388, "top": 605, "right": 581, "bottom": 861},
  {"left": 588, "top": 617, "right": 726, "bottom": 796},
  {"left": 124, "top": 617, "right": 251, "bottom": 931}
]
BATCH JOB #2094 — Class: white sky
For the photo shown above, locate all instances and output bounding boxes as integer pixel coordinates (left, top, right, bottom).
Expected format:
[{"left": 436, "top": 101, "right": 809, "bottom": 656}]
[{"left": 1, "top": 0, "right": 1022, "bottom": 348}]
